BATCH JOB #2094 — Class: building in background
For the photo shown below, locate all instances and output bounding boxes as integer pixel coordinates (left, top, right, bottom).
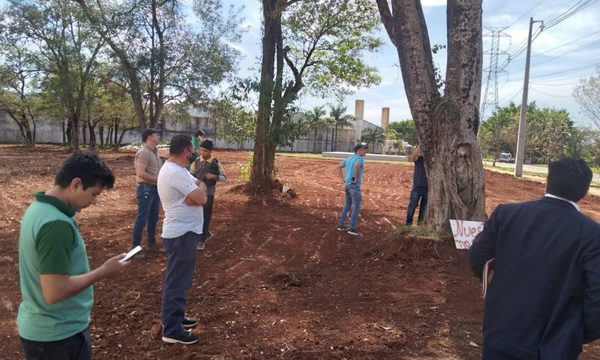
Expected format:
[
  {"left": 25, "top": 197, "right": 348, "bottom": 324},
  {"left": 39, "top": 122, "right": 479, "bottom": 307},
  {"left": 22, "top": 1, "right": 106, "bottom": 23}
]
[{"left": 0, "top": 100, "right": 392, "bottom": 153}]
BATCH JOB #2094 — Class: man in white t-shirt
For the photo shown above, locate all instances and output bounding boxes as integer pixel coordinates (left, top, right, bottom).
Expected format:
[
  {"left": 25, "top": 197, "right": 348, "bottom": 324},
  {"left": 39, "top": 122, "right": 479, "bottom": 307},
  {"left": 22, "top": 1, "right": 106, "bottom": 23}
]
[{"left": 157, "top": 134, "right": 207, "bottom": 345}]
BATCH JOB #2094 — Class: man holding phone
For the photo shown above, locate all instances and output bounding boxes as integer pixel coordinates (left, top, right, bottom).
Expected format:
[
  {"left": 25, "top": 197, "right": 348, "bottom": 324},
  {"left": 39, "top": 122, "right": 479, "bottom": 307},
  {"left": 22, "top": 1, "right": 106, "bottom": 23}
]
[
  {"left": 158, "top": 135, "right": 208, "bottom": 345},
  {"left": 17, "top": 152, "right": 129, "bottom": 360}
]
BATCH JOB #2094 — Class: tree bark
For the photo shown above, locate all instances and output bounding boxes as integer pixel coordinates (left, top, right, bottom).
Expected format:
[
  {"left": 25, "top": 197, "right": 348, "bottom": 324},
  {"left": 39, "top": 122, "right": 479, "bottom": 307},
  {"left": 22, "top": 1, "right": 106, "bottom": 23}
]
[
  {"left": 376, "top": 0, "right": 485, "bottom": 232},
  {"left": 251, "top": 0, "right": 280, "bottom": 192},
  {"left": 6, "top": 110, "right": 35, "bottom": 147},
  {"left": 99, "top": 125, "right": 104, "bottom": 147}
]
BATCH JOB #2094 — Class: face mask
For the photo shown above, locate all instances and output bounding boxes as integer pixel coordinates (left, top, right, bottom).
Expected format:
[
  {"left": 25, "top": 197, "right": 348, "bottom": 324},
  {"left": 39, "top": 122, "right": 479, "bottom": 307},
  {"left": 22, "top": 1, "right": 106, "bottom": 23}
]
[{"left": 188, "top": 152, "right": 198, "bottom": 164}]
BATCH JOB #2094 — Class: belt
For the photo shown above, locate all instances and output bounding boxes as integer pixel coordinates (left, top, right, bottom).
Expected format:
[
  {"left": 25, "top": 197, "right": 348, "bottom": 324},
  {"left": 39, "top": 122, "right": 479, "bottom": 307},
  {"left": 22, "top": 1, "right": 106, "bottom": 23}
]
[{"left": 137, "top": 182, "right": 157, "bottom": 186}]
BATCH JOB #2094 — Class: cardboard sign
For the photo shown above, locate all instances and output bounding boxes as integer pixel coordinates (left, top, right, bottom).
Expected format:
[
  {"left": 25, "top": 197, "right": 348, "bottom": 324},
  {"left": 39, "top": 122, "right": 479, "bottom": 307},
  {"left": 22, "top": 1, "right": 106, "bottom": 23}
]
[{"left": 449, "top": 219, "right": 484, "bottom": 250}]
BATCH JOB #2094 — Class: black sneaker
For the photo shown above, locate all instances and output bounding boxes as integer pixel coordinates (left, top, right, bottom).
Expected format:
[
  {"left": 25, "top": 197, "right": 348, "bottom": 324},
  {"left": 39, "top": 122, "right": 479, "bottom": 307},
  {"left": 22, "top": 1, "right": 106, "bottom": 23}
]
[
  {"left": 197, "top": 241, "right": 205, "bottom": 251},
  {"left": 162, "top": 330, "right": 199, "bottom": 345},
  {"left": 347, "top": 229, "right": 361, "bottom": 236},
  {"left": 182, "top": 317, "right": 198, "bottom": 329}
]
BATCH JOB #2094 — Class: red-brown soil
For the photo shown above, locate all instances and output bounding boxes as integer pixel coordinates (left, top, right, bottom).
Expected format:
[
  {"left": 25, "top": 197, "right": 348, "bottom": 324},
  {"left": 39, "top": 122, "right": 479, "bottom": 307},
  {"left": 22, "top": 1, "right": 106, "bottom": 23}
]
[{"left": 1, "top": 145, "right": 600, "bottom": 359}]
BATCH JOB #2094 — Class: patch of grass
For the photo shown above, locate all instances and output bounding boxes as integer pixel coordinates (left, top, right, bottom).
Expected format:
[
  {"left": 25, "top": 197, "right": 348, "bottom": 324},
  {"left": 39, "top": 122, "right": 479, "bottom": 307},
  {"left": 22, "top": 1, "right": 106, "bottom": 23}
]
[
  {"left": 238, "top": 152, "right": 253, "bottom": 182},
  {"left": 391, "top": 223, "right": 441, "bottom": 241}
]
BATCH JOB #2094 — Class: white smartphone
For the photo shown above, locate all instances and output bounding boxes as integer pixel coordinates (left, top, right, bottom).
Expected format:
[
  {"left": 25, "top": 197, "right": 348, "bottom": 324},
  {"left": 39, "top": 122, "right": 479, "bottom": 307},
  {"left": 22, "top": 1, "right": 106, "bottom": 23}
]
[{"left": 119, "top": 246, "right": 142, "bottom": 263}]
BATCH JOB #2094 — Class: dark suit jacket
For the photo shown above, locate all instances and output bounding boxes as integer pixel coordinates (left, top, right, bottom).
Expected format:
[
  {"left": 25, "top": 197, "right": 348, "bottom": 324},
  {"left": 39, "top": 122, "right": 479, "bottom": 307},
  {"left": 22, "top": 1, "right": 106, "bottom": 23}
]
[{"left": 469, "top": 196, "right": 600, "bottom": 360}]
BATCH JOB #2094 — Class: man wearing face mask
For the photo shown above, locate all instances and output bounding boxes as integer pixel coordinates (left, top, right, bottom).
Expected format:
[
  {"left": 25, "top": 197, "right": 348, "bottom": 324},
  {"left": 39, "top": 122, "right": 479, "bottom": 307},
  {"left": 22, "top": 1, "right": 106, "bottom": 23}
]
[{"left": 157, "top": 135, "right": 207, "bottom": 345}]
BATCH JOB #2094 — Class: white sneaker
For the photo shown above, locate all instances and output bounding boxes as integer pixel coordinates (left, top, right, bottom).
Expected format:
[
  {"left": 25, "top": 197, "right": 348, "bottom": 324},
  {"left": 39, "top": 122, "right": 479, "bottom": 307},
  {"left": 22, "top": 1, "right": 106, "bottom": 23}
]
[{"left": 197, "top": 241, "right": 205, "bottom": 251}]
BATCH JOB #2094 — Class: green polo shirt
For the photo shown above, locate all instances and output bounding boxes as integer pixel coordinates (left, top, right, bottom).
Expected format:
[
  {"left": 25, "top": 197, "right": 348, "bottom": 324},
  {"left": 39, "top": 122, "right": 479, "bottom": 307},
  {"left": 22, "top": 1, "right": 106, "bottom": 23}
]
[{"left": 17, "top": 192, "right": 93, "bottom": 341}]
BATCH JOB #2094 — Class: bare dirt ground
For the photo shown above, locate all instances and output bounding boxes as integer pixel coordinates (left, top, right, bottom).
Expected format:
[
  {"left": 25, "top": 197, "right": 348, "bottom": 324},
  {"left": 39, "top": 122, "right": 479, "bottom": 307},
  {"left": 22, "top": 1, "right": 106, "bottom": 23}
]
[{"left": 1, "top": 144, "right": 600, "bottom": 359}]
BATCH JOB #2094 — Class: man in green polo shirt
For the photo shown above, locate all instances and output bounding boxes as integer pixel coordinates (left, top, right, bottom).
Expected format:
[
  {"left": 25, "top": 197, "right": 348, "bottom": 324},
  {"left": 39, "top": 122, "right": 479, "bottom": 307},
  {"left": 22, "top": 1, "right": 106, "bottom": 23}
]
[{"left": 17, "top": 152, "right": 129, "bottom": 360}]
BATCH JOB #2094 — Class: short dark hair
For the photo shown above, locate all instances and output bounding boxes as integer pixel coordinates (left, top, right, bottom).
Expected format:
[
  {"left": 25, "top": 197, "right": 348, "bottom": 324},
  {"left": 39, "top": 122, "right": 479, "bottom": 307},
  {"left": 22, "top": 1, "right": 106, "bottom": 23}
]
[
  {"left": 200, "top": 139, "right": 214, "bottom": 150},
  {"left": 142, "top": 128, "right": 159, "bottom": 142},
  {"left": 353, "top": 143, "right": 368, "bottom": 153},
  {"left": 195, "top": 130, "right": 205, "bottom": 137},
  {"left": 55, "top": 152, "right": 115, "bottom": 190},
  {"left": 546, "top": 158, "right": 592, "bottom": 202},
  {"left": 169, "top": 134, "right": 192, "bottom": 155}
]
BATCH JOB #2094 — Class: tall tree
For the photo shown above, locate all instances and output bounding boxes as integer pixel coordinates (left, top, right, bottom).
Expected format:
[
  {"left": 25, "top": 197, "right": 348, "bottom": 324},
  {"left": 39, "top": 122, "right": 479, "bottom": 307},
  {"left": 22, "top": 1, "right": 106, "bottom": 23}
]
[
  {"left": 478, "top": 102, "right": 574, "bottom": 164},
  {"left": 388, "top": 119, "right": 419, "bottom": 146},
  {"left": 75, "top": 0, "right": 240, "bottom": 129},
  {"left": 304, "top": 106, "right": 329, "bottom": 153},
  {"left": 477, "top": 103, "right": 519, "bottom": 164},
  {"left": 376, "top": 0, "right": 485, "bottom": 231},
  {"left": 574, "top": 67, "right": 600, "bottom": 130},
  {"left": 212, "top": 98, "right": 256, "bottom": 150},
  {"left": 327, "top": 104, "right": 354, "bottom": 151},
  {"left": 252, "top": 0, "right": 382, "bottom": 192},
  {"left": 4, "top": 0, "right": 104, "bottom": 150},
  {"left": 0, "top": 42, "right": 41, "bottom": 147},
  {"left": 361, "top": 127, "right": 385, "bottom": 151}
]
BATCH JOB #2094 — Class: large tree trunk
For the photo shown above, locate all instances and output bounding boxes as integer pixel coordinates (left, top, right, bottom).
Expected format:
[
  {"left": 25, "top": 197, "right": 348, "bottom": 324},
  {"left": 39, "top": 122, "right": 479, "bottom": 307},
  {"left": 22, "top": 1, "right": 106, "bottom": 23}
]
[
  {"left": 68, "top": 112, "right": 80, "bottom": 150},
  {"left": 6, "top": 110, "right": 35, "bottom": 147},
  {"left": 99, "top": 125, "right": 104, "bottom": 147},
  {"left": 88, "top": 119, "right": 97, "bottom": 150},
  {"left": 376, "top": 0, "right": 485, "bottom": 232},
  {"left": 251, "top": 0, "right": 279, "bottom": 191}
]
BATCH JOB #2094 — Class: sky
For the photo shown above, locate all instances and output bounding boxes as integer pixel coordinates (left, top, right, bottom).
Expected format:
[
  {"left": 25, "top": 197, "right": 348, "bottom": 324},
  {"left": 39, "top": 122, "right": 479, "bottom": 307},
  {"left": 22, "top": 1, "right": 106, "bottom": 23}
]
[
  {"left": 2, "top": 0, "right": 598, "bottom": 128},
  {"left": 219, "top": 0, "right": 600, "bottom": 127}
]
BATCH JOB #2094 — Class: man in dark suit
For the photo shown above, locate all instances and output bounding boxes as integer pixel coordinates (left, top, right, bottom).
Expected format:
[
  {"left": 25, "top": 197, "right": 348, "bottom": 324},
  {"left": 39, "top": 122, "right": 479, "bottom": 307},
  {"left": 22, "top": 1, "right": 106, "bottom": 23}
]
[{"left": 469, "top": 158, "right": 600, "bottom": 360}]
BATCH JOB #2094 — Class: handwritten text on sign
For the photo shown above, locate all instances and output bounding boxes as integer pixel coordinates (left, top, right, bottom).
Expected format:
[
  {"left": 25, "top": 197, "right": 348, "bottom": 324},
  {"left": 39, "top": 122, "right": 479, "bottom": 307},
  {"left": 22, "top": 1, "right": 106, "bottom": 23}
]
[{"left": 449, "top": 219, "right": 484, "bottom": 250}]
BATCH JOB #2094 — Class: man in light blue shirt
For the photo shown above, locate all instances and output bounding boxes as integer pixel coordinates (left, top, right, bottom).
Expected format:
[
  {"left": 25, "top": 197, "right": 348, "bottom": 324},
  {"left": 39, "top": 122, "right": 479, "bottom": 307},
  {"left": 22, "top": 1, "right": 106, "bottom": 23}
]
[{"left": 337, "top": 143, "right": 367, "bottom": 236}]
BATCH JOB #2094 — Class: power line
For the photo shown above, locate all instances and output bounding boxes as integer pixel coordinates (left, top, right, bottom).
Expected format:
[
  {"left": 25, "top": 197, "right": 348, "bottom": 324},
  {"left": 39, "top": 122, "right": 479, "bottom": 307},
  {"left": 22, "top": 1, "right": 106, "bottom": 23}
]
[
  {"left": 498, "top": 87, "right": 522, "bottom": 103},
  {"left": 533, "top": 29, "right": 600, "bottom": 57},
  {"left": 498, "top": 26, "right": 543, "bottom": 72},
  {"left": 544, "top": 0, "right": 595, "bottom": 30},
  {"left": 530, "top": 86, "right": 574, "bottom": 98},
  {"left": 530, "top": 80, "right": 580, "bottom": 86},
  {"left": 498, "top": 1, "right": 597, "bottom": 73},
  {"left": 533, "top": 62, "right": 600, "bottom": 79},
  {"left": 509, "top": 0, "right": 546, "bottom": 26}
]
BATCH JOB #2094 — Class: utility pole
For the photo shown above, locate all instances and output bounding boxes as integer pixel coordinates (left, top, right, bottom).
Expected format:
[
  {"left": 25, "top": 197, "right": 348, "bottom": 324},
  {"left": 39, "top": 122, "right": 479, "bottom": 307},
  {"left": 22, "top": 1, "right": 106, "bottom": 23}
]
[{"left": 515, "top": 17, "right": 542, "bottom": 177}]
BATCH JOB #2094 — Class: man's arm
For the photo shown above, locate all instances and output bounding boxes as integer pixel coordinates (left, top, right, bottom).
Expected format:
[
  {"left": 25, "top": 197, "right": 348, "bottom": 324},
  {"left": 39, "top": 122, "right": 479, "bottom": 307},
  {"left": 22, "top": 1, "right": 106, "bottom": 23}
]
[
  {"left": 583, "top": 236, "right": 600, "bottom": 342},
  {"left": 411, "top": 145, "right": 422, "bottom": 162},
  {"left": 184, "top": 180, "right": 207, "bottom": 206},
  {"left": 337, "top": 160, "right": 345, "bottom": 179},
  {"left": 468, "top": 210, "right": 500, "bottom": 280},
  {"left": 185, "top": 187, "right": 207, "bottom": 206},
  {"left": 40, "top": 254, "right": 128, "bottom": 305}
]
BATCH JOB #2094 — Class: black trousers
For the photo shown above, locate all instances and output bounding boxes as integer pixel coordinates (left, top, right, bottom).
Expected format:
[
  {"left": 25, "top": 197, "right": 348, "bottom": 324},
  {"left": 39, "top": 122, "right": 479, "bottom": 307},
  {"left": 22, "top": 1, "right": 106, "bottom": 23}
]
[
  {"left": 20, "top": 327, "right": 91, "bottom": 360},
  {"left": 202, "top": 195, "right": 215, "bottom": 241}
]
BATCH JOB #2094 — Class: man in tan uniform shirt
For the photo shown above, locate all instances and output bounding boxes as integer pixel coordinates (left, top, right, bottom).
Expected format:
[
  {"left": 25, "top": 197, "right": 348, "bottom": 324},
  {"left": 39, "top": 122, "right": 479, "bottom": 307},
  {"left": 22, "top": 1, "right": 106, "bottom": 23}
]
[{"left": 132, "top": 128, "right": 163, "bottom": 253}]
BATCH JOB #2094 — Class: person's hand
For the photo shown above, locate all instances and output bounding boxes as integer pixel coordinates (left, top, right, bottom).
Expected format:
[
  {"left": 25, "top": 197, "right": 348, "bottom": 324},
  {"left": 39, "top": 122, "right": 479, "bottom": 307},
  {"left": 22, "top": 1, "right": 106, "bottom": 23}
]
[
  {"left": 197, "top": 181, "right": 207, "bottom": 192},
  {"left": 185, "top": 196, "right": 198, "bottom": 206},
  {"left": 100, "top": 253, "right": 129, "bottom": 278},
  {"left": 205, "top": 173, "right": 218, "bottom": 181}
]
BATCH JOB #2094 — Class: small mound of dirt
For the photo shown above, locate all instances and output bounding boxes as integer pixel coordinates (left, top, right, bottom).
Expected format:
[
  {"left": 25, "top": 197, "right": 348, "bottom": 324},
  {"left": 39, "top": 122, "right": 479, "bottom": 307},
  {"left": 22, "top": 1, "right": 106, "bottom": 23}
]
[{"left": 269, "top": 272, "right": 304, "bottom": 288}]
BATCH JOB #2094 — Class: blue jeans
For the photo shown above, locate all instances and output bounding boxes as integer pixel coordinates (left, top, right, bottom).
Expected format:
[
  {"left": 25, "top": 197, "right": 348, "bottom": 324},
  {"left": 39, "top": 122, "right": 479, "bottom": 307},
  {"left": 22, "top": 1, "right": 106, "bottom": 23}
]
[
  {"left": 406, "top": 186, "right": 428, "bottom": 225},
  {"left": 20, "top": 327, "right": 91, "bottom": 360},
  {"left": 161, "top": 231, "right": 200, "bottom": 337},
  {"left": 132, "top": 183, "right": 160, "bottom": 247},
  {"left": 339, "top": 183, "right": 362, "bottom": 230}
]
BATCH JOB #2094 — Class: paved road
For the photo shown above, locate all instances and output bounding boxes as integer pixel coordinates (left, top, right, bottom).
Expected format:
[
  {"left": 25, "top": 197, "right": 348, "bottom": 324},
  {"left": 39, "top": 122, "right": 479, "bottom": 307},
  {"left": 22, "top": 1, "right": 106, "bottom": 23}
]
[{"left": 483, "top": 161, "right": 600, "bottom": 184}]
